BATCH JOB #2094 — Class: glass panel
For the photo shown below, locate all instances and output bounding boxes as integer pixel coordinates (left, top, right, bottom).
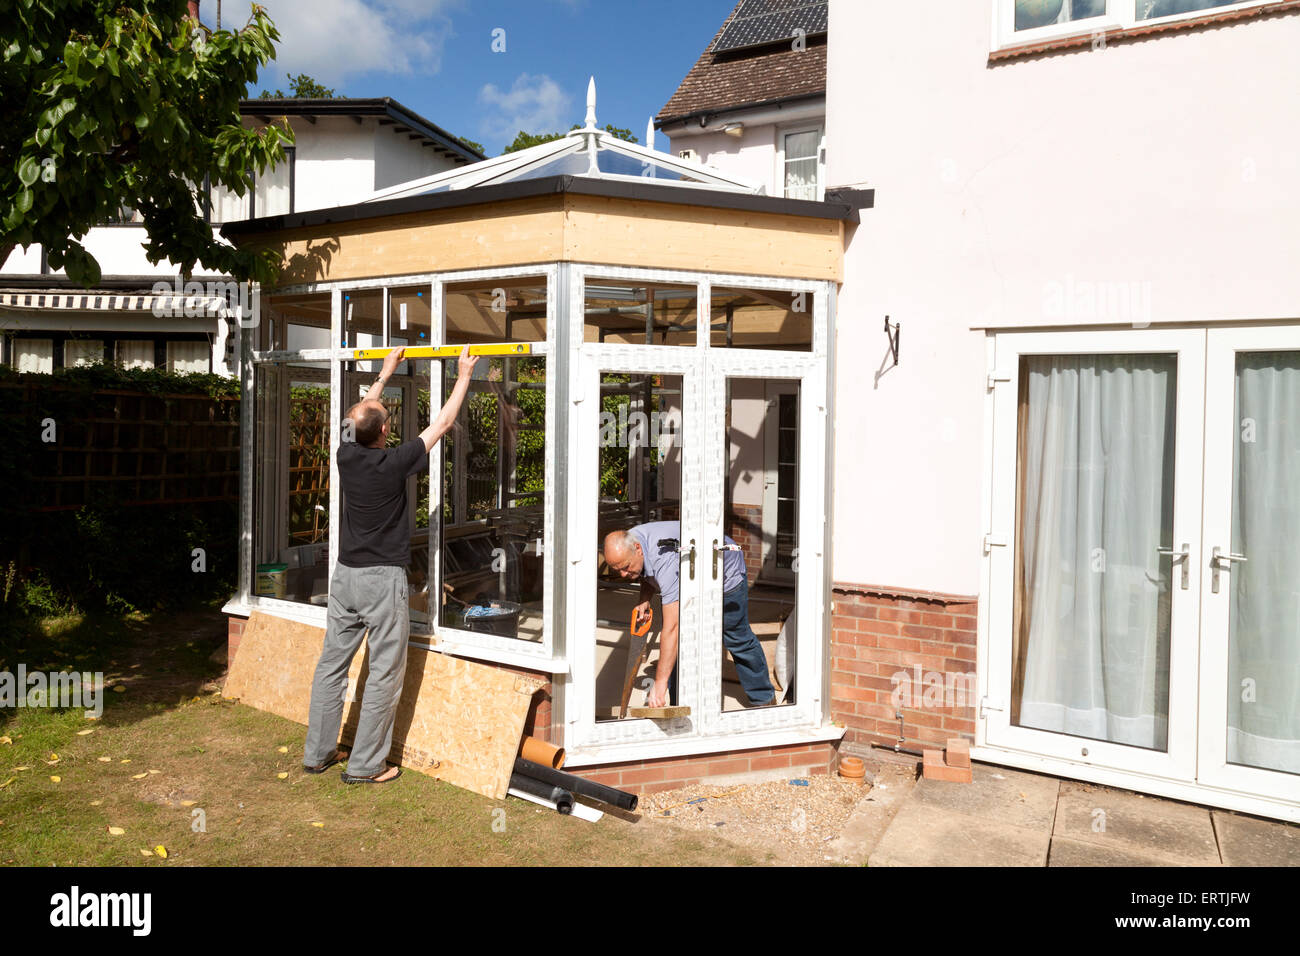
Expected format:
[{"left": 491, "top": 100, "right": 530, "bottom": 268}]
[
  {"left": 1013, "top": 354, "right": 1177, "bottom": 750},
  {"left": 596, "top": 148, "right": 689, "bottom": 181},
  {"left": 710, "top": 287, "right": 813, "bottom": 351},
  {"left": 64, "top": 340, "right": 105, "bottom": 367},
  {"left": 253, "top": 362, "right": 332, "bottom": 607},
  {"left": 585, "top": 281, "right": 697, "bottom": 346},
  {"left": 15, "top": 339, "right": 54, "bottom": 373},
  {"left": 165, "top": 341, "right": 209, "bottom": 373},
  {"left": 723, "top": 378, "right": 796, "bottom": 711},
  {"left": 1015, "top": 0, "right": 1106, "bottom": 30},
  {"left": 445, "top": 277, "right": 547, "bottom": 344},
  {"left": 1138, "top": 0, "right": 1241, "bottom": 19},
  {"left": 343, "top": 290, "right": 384, "bottom": 373},
  {"left": 254, "top": 150, "right": 292, "bottom": 218},
  {"left": 389, "top": 285, "right": 433, "bottom": 349},
  {"left": 437, "top": 356, "right": 547, "bottom": 643},
  {"left": 1228, "top": 350, "right": 1300, "bottom": 775},
  {"left": 115, "top": 340, "right": 154, "bottom": 370},
  {"left": 266, "top": 291, "right": 332, "bottom": 354},
  {"left": 596, "top": 371, "right": 684, "bottom": 720},
  {"left": 209, "top": 180, "right": 251, "bottom": 224}
]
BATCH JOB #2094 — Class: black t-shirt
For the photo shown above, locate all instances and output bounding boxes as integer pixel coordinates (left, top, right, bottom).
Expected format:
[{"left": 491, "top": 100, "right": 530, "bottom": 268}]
[{"left": 336, "top": 438, "right": 428, "bottom": 569}]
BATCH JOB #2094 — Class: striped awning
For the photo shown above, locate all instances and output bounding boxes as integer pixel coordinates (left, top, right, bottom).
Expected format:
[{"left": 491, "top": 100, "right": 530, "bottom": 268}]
[{"left": 0, "top": 291, "right": 236, "bottom": 315}]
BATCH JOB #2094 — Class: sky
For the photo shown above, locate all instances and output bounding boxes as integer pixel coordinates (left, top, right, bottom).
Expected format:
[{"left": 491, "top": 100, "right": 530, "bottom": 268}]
[{"left": 217, "top": 0, "right": 739, "bottom": 156}]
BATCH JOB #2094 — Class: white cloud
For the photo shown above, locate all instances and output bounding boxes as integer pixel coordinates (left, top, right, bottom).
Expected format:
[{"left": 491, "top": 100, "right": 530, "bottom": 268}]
[
  {"left": 477, "top": 73, "right": 571, "bottom": 142},
  {"left": 255, "top": 0, "right": 456, "bottom": 88}
]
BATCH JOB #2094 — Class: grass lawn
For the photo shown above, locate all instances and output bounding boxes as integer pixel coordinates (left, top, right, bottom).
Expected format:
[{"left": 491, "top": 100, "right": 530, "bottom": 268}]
[{"left": 0, "top": 607, "right": 768, "bottom": 867}]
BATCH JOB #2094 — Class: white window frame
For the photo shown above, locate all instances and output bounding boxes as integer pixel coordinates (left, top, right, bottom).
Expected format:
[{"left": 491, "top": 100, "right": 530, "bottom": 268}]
[
  {"left": 776, "top": 125, "right": 825, "bottom": 202},
  {"left": 993, "top": 0, "right": 1276, "bottom": 51}
]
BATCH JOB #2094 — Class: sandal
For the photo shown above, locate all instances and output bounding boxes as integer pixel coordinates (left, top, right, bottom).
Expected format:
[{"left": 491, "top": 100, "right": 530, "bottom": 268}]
[
  {"left": 342, "top": 766, "right": 402, "bottom": 785},
  {"left": 303, "top": 750, "right": 347, "bottom": 774}
]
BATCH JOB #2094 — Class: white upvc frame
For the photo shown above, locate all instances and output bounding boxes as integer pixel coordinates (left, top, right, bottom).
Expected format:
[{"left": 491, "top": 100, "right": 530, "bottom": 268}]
[
  {"left": 760, "top": 380, "right": 801, "bottom": 585},
  {"left": 776, "top": 125, "right": 825, "bottom": 203},
  {"left": 981, "top": 327, "right": 1207, "bottom": 783},
  {"left": 991, "top": 0, "right": 1276, "bottom": 50},
  {"left": 562, "top": 263, "right": 835, "bottom": 761},
  {"left": 237, "top": 264, "right": 564, "bottom": 673},
  {"left": 1197, "top": 324, "right": 1300, "bottom": 805}
]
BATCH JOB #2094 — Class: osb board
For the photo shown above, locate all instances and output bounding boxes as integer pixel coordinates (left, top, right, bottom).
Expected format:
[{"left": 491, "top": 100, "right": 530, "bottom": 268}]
[
  {"left": 223, "top": 611, "right": 544, "bottom": 800},
  {"left": 563, "top": 194, "right": 844, "bottom": 281}
]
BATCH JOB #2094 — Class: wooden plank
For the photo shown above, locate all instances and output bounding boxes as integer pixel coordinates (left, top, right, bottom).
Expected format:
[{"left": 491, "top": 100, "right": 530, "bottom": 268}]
[
  {"left": 627, "top": 705, "right": 691, "bottom": 719},
  {"left": 223, "top": 611, "right": 544, "bottom": 800}
]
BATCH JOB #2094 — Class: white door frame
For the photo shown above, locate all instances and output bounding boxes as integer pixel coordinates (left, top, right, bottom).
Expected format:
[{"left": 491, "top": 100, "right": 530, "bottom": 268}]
[{"left": 759, "top": 380, "right": 800, "bottom": 585}]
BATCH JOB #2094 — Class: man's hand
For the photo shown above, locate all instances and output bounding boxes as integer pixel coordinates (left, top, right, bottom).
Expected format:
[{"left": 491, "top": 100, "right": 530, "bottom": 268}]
[
  {"left": 381, "top": 346, "right": 407, "bottom": 380},
  {"left": 633, "top": 600, "right": 652, "bottom": 631},
  {"left": 647, "top": 679, "right": 670, "bottom": 709},
  {"left": 457, "top": 345, "right": 479, "bottom": 380}
]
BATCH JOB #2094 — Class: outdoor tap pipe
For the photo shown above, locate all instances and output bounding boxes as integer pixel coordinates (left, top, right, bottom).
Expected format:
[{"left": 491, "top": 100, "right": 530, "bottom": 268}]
[
  {"left": 508, "top": 772, "right": 574, "bottom": 815},
  {"left": 513, "top": 757, "right": 639, "bottom": 812}
]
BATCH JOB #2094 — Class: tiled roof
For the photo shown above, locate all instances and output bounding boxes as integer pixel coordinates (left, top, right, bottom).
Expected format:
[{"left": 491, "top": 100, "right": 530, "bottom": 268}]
[{"left": 657, "top": 1, "right": 827, "bottom": 126}]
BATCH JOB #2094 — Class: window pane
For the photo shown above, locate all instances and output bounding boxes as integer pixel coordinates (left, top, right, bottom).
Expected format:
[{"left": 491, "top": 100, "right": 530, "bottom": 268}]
[
  {"left": 267, "top": 291, "right": 332, "bottom": 353},
  {"left": 389, "top": 285, "right": 433, "bottom": 349},
  {"left": 15, "top": 339, "right": 54, "bottom": 373},
  {"left": 585, "top": 281, "right": 697, "bottom": 346},
  {"left": 1138, "top": 0, "right": 1241, "bottom": 19},
  {"left": 1015, "top": 0, "right": 1106, "bottom": 31},
  {"left": 343, "top": 290, "right": 384, "bottom": 373},
  {"left": 209, "top": 181, "right": 250, "bottom": 224},
  {"left": 1228, "top": 350, "right": 1300, "bottom": 774},
  {"left": 784, "top": 131, "right": 819, "bottom": 162},
  {"left": 116, "top": 340, "right": 154, "bottom": 370},
  {"left": 710, "top": 287, "right": 813, "bottom": 351},
  {"left": 596, "top": 371, "right": 684, "bottom": 721},
  {"left": 64, "top": 340, "right": 104, "bottom": 367},
  {"left": 255, "top": 152, "right": 292, "bottom": 217},
  {"left": 1013, "top": 354, "right": 1177, "bottom": 750},
  {"left": 445, "top": 277, "right": 548, "bottom": 344},
  {"left": 438, "top": 356, "right": 547, "bottom": 643},
  {"left": 166, "top": 341, "right": 210, "bottom": 373}
]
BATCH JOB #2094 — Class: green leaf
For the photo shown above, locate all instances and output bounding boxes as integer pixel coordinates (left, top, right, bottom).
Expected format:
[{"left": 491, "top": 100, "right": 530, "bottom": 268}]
[{"left": 18, "top": 157, "right": 40, "bottom": 187}]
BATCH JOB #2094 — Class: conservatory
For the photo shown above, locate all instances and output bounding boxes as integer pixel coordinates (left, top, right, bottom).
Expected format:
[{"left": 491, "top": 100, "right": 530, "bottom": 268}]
[{"left": 222, "top": 89, "right": 861, "bottom": 765}]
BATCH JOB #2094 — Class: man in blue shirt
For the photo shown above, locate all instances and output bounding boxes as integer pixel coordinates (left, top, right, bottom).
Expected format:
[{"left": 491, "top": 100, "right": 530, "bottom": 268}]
[{"left": 603, "top": 521, "right": 776, "bottom": 708}]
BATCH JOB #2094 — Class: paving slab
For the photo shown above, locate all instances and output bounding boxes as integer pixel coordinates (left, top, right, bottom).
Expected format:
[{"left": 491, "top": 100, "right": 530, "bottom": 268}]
[
  {"left": 826, "top": 762, "right": 917, "bottom": 865},
  {"left": 1049, "top": 835, "right": 1215, "bottom": 867},
  {"left": 912, "top": 761, "right": 1061, "bottom": 831},
  {"left": 1213, "top": 811, "right": 1300, "bottom": 867},
  {"left": 867, "top": 800, "right": 1050, "bottom": 867},
  {"left": 1053, "top": 781, "right": 1219, "bottom": 865}
]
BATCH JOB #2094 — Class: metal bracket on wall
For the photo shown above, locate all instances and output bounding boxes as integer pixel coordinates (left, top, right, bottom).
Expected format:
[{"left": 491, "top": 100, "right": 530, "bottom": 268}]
[{"left": 883, "top": 316, "right": 900, "bottom": 367}]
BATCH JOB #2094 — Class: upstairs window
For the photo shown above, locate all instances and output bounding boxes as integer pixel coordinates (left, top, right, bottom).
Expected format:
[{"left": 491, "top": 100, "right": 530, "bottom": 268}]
[
  {"left": 781, "top": 128, "right": 822, "bottom": 202},
  {"left": 998, "top": 0, "right": 1272, "bottom": 48}
]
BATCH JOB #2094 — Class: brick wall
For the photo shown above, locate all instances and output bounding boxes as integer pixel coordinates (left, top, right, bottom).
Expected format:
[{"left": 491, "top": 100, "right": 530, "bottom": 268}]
[
  {"left": 579, "top": 741, "right": 838, "bottom": 795},
  {"left": 727, "top": 503, "right": 762, "bottom": 585},
  {"left": 830, "top": 585, "right": 978, "bottom": 752}
]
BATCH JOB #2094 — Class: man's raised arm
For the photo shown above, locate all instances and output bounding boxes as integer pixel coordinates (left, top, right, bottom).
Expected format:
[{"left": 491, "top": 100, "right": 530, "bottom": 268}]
[{"left": 419, "top": 346, "right": 480, "bottom": 453}]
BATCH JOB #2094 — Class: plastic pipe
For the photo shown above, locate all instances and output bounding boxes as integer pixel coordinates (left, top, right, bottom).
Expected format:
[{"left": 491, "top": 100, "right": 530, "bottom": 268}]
[
  {"left": 520, "top": 736, "right": 567, "bottom": 769},
  {"left": 513, "top": 757, "right": 639, "bottom": 812},
  {"left": 508, "top": 772, "right": 574, "bottom": 815}
]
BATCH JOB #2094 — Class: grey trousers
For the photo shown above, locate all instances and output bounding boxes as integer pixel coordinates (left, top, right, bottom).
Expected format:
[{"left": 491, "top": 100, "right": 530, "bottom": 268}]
[{"left": 304, "top": 563, "right": 409, "bottom": 778}]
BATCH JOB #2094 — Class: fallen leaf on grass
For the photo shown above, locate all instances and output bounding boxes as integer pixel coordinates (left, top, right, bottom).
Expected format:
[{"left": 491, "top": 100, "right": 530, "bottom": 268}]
[
  {"left": 140, "top": 849, "right": 153, "bottom": 857},
  {"left": 277, "top": 746, "right": 288, "bottom": 754},
  {"left": 277, "top": 772, "right": 289, "bottom": 780},
  {"left": 0, "top": 736, "right": 10, "bottom": 745},
  {"left": 98, "top": 757, "right": 111, "bottom": 763},
  {"left": 14, "top": 766, "right": 28, "bottom": 772},
  {"left": 154, "top": 845, "right": 168, "bottom": 859},
  {"left": 131, "top": 773, "right": 148, "bottom": 780},
  {"left": 147, "top": 770, "right": 160, "bottom": 775},
  {"left": 89, "top": 800, "right": 103, "bottom": 806},
  {"left": 180, "top": 800, "right": 197, "bottom": 808},
  {"left": 112, "top": 686, "right": 126, "bottom": 694},
  {"left": 76, "top": 729, "right": 95, "bottom": 736},
  {"left": 0, "top": 778, "right": 14, "bottom": 790},
  {"left": 45, "top": 753, "right": 59, "bottom": 764},
  {"left": 107, "top": 826, "right": 125, "bottom": 836},
  {"left": 50, "top": 776, "right": 61, "bottom": 783},
  {"left": 310, "top": 822, "right": 324, "bottom": 828},
  {"left": 120, "top": 759, "right": 131, "bottom": 764}
]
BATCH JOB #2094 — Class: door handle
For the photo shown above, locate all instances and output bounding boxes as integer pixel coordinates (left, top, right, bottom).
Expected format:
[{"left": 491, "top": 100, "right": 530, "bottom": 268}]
[
  {"left": 1156, "top": 543, "right": 1189, "bottom": 590},
  {"left": 712, "top": 540, "right": 742, "bottom": 580},
  {"left": 1210, "top": 546, "right": 1247, "bottom": 594},
  {"left": 679, "top": 539, "right": 696, "bottom": 580}
]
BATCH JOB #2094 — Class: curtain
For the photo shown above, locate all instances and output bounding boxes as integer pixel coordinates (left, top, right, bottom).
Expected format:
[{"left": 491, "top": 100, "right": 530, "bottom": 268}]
[
  {"left": 1229, "top": 351, "right": 1300, "bottom": 774},
  {"left": 1017, "top": 354, "right": 1176, "bottom": 750}
]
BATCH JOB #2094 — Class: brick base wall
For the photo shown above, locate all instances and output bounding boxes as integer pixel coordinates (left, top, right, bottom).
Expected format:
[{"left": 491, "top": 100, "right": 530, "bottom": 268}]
[
  {"left": 579, "top": 741, "right": 838, "bottom": 795},
  {"left": 830, "top": 585, "right": 978, "bottom": 752},
  {"left": 727, "top": 503, "right": 762, "bottom": 585}
]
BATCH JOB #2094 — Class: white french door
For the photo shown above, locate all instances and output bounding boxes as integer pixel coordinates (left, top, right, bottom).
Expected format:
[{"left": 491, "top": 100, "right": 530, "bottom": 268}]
[
  {"left": 1198, "top": 327, "right": 1300, "bottom": 803},
  {"left": 985, "top": 329, "right": 1206, "bottom": 781},
  {"left": 985, "top": 325, "right": 1300, "bottom": 816}
]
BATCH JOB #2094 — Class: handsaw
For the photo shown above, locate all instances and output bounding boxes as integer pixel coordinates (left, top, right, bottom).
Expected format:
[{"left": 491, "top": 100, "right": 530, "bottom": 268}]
[{"left": 618, "top": 605, "right": 654, "bottom": 719}]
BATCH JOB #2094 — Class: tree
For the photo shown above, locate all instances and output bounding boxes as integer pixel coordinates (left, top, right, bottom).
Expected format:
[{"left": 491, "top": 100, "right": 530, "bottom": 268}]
[
  {"left": 502, "top": 123, "right": 638, "bottom": 155},
  {"left": 259, "top": 72, "right": 334, "bottom": 99},
  {"left": 1, "top": 2, "right": 292, "bottom": 287}
]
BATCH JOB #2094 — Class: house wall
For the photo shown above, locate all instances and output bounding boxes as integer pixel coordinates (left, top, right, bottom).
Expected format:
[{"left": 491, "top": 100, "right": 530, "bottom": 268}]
[
  {"left": 286, "top": 116, "right": 379, "bottom": 213},
  {"left": 825, "top": 0, "right": 1300, "bottom": 601},
  {"left": 372, "top": 123, "right": 464, "bottom": 192},
  {"left": 666, "top": 102, "right": 826, "bottom": 199}
]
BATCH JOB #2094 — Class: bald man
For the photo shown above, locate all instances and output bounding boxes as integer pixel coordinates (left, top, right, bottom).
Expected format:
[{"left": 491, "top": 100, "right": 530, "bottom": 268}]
[
  {"left": 604, "top": 523, "right": 776, "bottom": 710},
  {"left": 304, "top": 345, "right": 478, "bottom": 783}
]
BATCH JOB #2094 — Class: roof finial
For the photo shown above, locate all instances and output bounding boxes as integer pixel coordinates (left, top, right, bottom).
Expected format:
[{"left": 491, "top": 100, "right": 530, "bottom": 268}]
[
  {"left": 585, "top": 76, "right": 598, "bottom": 131},
  {"left": 645, "top": 116, "right": 655, "bottom": 150}
]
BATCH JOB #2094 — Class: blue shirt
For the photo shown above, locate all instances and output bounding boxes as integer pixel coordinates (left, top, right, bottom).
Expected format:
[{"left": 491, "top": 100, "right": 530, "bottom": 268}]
[{"left": 628, "top": 521, "right": 746, "bottom": 604}]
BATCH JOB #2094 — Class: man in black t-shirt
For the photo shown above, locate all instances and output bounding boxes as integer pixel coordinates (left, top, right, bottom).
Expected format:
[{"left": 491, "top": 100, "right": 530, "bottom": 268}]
[{"left": 304, "top": 345, "right": 479, "bottom": 783}]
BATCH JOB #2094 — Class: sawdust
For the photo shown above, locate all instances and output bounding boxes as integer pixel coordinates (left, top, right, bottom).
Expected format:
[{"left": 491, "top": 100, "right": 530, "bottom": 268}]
[{"left": 640, "top": 774, "right": 875, "bottom": 866}]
